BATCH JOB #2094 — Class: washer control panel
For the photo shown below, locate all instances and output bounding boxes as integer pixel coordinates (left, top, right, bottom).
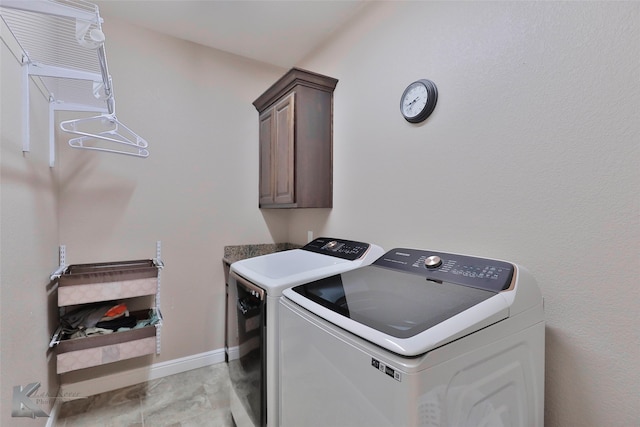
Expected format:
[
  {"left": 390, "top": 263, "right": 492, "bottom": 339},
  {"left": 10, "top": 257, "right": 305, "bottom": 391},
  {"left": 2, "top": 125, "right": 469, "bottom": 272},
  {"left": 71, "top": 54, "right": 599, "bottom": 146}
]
[
  {"left": 374, "top": 248, "right": 514, "bottom": 292},
  {"left": 302, "top": 237, "right": 371, "bottom": 261}
]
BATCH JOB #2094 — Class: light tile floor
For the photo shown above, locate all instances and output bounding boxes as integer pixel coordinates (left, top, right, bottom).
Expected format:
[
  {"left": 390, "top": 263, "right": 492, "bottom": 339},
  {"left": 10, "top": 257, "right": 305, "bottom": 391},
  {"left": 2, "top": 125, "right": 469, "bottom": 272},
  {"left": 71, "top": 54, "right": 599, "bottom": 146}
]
[{"left": 56, "top": 364, "right": 234, "bottom": 427}]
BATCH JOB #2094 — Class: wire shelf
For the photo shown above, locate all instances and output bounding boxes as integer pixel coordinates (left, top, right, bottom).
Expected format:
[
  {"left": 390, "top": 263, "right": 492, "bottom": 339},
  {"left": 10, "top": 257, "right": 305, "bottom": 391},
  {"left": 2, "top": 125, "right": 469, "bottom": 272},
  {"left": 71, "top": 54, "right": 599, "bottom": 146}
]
[{"left": 0, "top": 0, "right": 149, "bottom": 163}]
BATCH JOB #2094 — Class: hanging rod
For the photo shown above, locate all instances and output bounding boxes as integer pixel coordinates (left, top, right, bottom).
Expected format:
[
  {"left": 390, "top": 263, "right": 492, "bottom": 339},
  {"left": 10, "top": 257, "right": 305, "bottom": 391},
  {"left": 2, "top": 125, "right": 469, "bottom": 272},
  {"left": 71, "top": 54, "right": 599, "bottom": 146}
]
[{"left": 0, "top": 0, "right": 150, "bottom": 164}]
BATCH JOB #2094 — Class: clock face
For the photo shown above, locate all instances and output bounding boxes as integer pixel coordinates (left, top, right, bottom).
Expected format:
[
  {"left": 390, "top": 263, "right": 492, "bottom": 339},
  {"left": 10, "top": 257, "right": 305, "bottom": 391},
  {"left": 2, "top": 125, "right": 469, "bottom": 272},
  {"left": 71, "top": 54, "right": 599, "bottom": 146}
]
[
  {"left": 401, "top": 82, "right": 429, "bottom": 118},
  {"left": 400, "top": 79, "right": 438, "bottom": 123}
]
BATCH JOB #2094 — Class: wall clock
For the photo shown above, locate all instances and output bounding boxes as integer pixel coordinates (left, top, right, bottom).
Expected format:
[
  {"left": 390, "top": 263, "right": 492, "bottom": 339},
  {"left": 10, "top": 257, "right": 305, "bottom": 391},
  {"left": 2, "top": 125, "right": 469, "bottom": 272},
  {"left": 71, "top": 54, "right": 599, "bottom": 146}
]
[{"left": 400, "top": 79, "right": 438, "bottom": 123}]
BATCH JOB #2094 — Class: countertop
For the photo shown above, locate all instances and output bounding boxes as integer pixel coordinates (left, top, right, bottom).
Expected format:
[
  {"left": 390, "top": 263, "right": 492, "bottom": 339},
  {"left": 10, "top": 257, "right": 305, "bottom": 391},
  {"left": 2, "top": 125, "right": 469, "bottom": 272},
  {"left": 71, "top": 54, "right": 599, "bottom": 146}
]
[{"left": 222, "top": 242, "right": 300, "bottom": 265}]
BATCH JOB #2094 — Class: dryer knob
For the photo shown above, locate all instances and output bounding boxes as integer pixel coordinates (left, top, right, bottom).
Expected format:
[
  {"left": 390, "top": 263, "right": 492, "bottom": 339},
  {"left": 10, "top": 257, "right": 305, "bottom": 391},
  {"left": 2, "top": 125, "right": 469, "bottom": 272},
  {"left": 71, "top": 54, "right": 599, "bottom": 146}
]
[{"left": 425, "top": 255, "right": 442, "bottom": 269}]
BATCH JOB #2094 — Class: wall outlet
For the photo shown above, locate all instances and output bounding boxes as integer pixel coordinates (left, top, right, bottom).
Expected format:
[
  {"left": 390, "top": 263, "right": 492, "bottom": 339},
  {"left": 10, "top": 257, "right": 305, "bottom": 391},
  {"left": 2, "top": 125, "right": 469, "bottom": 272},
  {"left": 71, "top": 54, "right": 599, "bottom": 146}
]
[{"left": 307, "top": 231, "right": 313, "bottom": 242}]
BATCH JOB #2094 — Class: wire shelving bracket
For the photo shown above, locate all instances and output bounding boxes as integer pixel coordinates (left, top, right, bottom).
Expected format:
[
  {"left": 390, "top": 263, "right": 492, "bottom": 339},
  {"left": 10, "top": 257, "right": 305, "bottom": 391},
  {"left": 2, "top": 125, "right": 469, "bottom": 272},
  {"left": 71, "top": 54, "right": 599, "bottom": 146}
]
[{"left": 0, "top": 0, "right": 149, "bottom": 166}]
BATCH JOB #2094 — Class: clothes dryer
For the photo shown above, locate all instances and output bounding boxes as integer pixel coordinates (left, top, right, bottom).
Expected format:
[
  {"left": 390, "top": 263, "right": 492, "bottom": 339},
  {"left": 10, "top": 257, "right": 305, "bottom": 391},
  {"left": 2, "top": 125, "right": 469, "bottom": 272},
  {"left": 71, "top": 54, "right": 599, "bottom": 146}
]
[
  {"left": 227, "top": 237, "right": 384, "bottom": 427},
  {"left": 280, "top": 248, "right": 544, "bottom": 427}
]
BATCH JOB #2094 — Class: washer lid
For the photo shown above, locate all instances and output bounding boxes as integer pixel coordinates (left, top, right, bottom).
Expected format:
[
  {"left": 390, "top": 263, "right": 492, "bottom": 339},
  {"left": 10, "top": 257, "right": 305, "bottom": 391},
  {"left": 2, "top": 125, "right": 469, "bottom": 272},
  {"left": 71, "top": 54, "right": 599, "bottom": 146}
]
[
  {"left": 233, "top": 249, "right": 348, "bottom": 280},
  {"left": 230, "top": 239, "right": 385, "bottom": 295},
  {"left": 284, "top": 265, "right": 511, "bottom": 356}
]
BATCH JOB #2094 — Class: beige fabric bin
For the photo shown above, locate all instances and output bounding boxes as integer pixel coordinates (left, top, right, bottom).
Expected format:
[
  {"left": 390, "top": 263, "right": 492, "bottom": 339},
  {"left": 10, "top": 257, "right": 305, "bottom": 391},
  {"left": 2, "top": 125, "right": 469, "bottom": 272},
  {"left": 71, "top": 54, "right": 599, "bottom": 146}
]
[
  {"left": 58, "top": 259, "right": 158, "bottom": 306},
  {"left": 56, "top": 322, "right": 157, "bottom": 373}
]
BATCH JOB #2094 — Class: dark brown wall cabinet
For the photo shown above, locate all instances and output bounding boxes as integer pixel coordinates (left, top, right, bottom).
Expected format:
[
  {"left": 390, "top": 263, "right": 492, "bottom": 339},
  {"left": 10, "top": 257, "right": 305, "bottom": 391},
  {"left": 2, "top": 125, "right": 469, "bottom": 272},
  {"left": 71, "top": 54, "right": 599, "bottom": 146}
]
[{"left": 253, "top": 68, "right": 338, "bottom": 208}]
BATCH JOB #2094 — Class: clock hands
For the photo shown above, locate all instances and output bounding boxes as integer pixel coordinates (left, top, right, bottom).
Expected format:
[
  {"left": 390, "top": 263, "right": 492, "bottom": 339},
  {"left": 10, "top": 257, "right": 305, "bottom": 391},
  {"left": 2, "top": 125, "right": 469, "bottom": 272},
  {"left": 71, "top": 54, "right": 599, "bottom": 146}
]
[
  {"left": 406, "top": 96, "right": 419, "bottom": 106},
  {"left": 404, "top": 95, "right": 424, "bottom": 115}
]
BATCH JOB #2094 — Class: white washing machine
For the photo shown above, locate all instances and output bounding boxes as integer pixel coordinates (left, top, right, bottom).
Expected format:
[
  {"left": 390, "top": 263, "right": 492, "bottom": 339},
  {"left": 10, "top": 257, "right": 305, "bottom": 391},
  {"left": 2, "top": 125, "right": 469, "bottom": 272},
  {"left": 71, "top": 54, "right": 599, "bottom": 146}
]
[
  {"left": 227, "top": 237, "right": 384, "bottom": 427},
  {"left": 279, "top": 248, "right": 545, "bottom": 427}
]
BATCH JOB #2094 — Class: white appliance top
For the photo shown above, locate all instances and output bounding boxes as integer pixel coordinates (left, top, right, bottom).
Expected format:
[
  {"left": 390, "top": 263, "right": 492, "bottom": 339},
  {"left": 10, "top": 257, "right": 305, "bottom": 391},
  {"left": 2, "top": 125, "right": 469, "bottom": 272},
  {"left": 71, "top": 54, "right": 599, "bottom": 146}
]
[
  {"left": 283, "top": 248, "right": 543, "bottom": 356},
  {"left": 230, "top": 237, "right": 385, "bottom": 295}
]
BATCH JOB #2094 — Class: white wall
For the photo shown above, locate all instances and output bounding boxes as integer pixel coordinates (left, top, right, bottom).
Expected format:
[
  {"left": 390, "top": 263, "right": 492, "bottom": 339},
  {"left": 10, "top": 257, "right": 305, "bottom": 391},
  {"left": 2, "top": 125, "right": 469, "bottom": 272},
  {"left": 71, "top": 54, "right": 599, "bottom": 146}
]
[
  {"left": 1, "top": 36, "right": 60, "bottom": 426},
  {"left": 290, "top": 2, "right": 639, "bottom": 426}
]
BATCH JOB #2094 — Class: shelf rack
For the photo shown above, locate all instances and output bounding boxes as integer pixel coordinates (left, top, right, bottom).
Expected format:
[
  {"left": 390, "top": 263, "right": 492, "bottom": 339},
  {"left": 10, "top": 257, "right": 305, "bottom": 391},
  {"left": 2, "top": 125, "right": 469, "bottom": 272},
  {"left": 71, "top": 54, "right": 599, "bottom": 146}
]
[
  {"left": 48, "top": 242, "right": 164, "bottom": 373},
  {"left": 0, "top": 0, "right": 149, "bottom": 166}
]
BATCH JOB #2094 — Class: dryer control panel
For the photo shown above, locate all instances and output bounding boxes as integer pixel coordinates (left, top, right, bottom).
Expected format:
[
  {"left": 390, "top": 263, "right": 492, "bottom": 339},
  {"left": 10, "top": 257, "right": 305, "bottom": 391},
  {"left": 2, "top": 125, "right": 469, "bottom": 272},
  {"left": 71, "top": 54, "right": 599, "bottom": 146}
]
[
  {"left": 374, "top": 248, "right": 514, "bottom": 292},
  {"left": 302, "top": 237, "right": 371, "bottom": 261}
]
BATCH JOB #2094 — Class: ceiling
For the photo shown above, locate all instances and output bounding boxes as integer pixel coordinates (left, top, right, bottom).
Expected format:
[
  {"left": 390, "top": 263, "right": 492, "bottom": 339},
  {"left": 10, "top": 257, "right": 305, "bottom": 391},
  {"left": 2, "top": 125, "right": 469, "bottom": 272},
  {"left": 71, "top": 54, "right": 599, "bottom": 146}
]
[{"left": 94, "top": 0, "right": 369, "bottom": 69}]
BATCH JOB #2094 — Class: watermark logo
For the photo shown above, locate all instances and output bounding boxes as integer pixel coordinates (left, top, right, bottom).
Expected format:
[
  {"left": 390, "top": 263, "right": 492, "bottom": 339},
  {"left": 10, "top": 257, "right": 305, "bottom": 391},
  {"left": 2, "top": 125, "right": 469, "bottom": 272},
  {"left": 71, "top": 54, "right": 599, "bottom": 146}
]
[
  {"left": 11, "top": 382, "right": 86, "bottom": 419},
  {"left": 12, "top": 383, "right": 49, "bottom": 418}
]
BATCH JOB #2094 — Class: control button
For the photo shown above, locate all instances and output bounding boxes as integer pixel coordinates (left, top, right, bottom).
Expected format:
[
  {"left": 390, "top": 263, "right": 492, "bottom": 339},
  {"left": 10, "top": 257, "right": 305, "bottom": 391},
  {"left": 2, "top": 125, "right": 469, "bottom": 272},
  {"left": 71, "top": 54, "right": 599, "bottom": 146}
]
[{"left": 425, "top": 255, "right": 442, "bottom": 269}]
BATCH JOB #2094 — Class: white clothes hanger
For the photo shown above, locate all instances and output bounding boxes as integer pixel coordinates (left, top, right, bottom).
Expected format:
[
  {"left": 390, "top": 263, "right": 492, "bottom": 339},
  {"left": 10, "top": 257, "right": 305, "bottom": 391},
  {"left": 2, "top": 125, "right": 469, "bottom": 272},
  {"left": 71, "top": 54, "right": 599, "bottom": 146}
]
[{"left": 60, "top": 113, "right": 149, "bottom": 158}]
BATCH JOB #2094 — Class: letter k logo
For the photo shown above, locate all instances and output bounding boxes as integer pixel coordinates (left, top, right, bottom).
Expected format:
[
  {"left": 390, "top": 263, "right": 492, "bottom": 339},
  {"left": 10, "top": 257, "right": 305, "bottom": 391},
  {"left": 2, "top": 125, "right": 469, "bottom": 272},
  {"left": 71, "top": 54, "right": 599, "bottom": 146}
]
[{"left": 12, "top": 382, "right": 49, "bottom": 418}]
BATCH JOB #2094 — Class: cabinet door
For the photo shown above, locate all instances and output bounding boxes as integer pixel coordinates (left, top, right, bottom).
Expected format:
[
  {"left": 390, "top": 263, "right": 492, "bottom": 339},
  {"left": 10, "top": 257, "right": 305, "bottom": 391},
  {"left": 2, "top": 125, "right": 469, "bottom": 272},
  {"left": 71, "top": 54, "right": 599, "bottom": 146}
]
[
  {"left": 259, "top": 108, "right": 275, "bottom": 205},
  {"left": 272, "top": 93, "right": 295, "bottom": 205}
]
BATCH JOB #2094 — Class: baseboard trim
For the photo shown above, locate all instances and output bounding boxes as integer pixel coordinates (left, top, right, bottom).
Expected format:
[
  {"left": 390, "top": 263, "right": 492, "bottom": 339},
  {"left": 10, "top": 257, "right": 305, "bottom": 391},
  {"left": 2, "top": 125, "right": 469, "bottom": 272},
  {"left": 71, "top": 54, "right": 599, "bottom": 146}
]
[
  {"left": 59, "top": 348, "right": 226, "bottom": 399},
  {"left": 227, "top": 345, "right": 240, "bottom": 361}
]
